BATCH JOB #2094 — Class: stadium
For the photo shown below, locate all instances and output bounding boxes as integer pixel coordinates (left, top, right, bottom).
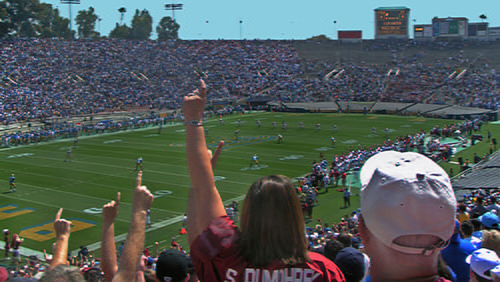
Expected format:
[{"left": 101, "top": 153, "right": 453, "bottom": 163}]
[{"left": 0, "top": 3, "right": 499, "bottom": 282}]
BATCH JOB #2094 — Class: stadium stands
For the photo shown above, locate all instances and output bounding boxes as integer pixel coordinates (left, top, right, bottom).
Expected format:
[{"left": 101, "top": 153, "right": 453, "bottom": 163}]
[
  {"left": 453, "top": 152, "right": 500, "bottom": 189},
  {"left": 1, "top": 37, "right": 499, "bottom": 281}
]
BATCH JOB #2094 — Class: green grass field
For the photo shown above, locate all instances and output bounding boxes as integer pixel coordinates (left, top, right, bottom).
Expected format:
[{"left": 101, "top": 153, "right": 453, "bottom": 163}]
[{"left": 0, "top": 112, "right": 496, "bottom": 259}]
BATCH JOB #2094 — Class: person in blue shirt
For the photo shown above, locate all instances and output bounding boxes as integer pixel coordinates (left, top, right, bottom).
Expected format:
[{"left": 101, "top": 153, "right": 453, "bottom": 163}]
[
  {"left": 9, "top": 174, "right": 16, "bottom": 192},
  {"left": 441, "top": 220, "right": 477, "bottom": 282},
  {"left": 136, "top": 157, "right": 143, "bottom": 171}
]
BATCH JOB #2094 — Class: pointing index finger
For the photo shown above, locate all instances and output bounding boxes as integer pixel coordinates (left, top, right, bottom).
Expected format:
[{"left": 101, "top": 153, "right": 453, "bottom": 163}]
[
  {"left": 136, "top": 171, "right": 142, "bottom": 188},
  {"left": 115, "top": 192, "right": 121, "bottom": 205},
  {"left": 55, "top": 208, "right": 63, "bottom": 221},
  {"left": 199, "top": 79, "right": 207, "bottom": 98}
]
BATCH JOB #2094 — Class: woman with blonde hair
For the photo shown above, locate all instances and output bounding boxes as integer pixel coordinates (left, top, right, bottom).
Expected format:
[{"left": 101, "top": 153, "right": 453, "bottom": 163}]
[{"left": 183, "top": 80, "right": 345, "bottom": 281}]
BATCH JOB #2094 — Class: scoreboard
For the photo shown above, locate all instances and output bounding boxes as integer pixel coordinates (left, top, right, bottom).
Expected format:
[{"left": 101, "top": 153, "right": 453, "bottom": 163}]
[{"left": 374, "top": 7, "right": 410, "bottom": 39}]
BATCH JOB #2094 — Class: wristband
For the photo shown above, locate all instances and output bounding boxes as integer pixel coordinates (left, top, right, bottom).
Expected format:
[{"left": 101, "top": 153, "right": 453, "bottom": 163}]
[{"left": 184, "top": 120, "right": 203, "bottom": 126}]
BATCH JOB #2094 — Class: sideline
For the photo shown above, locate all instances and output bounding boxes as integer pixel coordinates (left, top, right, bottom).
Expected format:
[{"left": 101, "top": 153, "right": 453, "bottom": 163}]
[
  {"left": 0, "top": 111, "right": 268, "bottom": 152},
  {"left": 0, "top": 123, "right": 182, "bottom": 152}
]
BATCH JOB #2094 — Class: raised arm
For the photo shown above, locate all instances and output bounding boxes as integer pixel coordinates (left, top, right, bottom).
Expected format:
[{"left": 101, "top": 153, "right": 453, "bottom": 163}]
[
  {"left": 101, "top": 192, "right": 120, "bottom": 282},
  {"left": 184, "top": 80, "right": 226, "bottom": 245},
  {"left": 50, "top": 209, "right": 71, "bottom": 270},
  {"left": 112, "top": 172, "right": 153, "bottom": 282}
]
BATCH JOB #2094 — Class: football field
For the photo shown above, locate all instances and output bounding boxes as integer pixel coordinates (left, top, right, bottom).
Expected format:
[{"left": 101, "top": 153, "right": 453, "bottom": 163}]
[{"left": 0, "top": 112, "right": 473, "bottom": 257}]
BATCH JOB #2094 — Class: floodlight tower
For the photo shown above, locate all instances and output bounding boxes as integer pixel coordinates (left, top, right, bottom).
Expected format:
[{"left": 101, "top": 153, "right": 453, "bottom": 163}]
[
  {"left": 60, "top": 0, "right": 80, "bottom": 35},
  {"left": 165, "top": 3, "right": 183, "bottom": 22},
  {"left": 239, "top": 20, "right": 243, "bottom": 39}
]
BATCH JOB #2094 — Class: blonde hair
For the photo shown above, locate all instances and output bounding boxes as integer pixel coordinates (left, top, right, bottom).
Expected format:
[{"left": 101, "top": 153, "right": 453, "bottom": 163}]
[{"left": 482, "top": 230, "right": 500, "bottom": 257}]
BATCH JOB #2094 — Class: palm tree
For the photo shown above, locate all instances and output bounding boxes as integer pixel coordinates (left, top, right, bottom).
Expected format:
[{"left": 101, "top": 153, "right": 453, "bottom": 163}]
[
  {"left": 479, "top": 14, "right": 487, "bottom": 21},
  {"left": 118, "top": 7, "right": 127, "bottom": 25}
]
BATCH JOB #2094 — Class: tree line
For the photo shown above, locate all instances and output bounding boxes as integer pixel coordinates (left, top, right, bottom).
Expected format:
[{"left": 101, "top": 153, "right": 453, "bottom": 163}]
[{"left": 0, "top": 0, "right": 180, "bottom": 39}]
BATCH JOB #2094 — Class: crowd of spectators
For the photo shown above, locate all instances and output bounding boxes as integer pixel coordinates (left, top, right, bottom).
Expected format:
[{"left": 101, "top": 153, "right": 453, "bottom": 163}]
[
  {"left": 0, "top": 38, "right": 499, "bottom": 130},
  {"left": 295, "top": 55, "right": 499, "bottom": 109},
  {"left": 0, "top": 37, "right": 499, "bottom": 281},
  {"left": 0, "top": 38, "right": 300, "bottom": 124},
  {"left": 297, "top": 154, "right": 500, "bottom": 282},
  {"left": 5, "top": 180, "right": 498, "bottom": 282},
  {"left": 298, "top": 116, "right": 485, "bottom": 203},
  {"left": 288, "top": 116, "right": 496, "bottom": 281},
  {"left": 0, "top": 93, "right": 494, "bottom": 281}
]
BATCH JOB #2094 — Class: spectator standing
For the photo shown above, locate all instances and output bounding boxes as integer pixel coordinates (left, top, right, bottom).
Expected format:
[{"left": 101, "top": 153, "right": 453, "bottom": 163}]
[
  {"left": 334, "top": 247, "right": 366, "bottom": 282},
  {"left": 359, "top": 151, "right": 457, "bottom": 282},
  {"left": 457, "top": 203, "right": 470, "bottom": 223},
  {"left": 441, "top": 220, "right": 477, "bottom": 282},
  {"left": 11, "top": 233, "right": 23, "bottom": 262},
  {"left": 323, "top": 240, "right": 345, "bottom": 262},
  {"left": 479, "top": 212, "right": 500, "bottom": 231},
  {"left": 155, "top": 249, "right": 190, "bottom": 282},
  {"left": 78, "top": 246, "right": 89, "bottom": 261},
  {"left": 489, "top": 198, "right": 500, "bottom": 215},
  {"left": 466, "top": 248, "right": 500, "bottom": 282},
  {"left": 183, "top": 80, "right": 345, "bottom": 281},
  {"left": 461, "top": 221, "right": 475, "bottom": 241},
  {"left": 341, "top": 172, "right": 347, "bottom": 187},
  {"left": 471, "top": 196, "right": 489, "bottom": 218},
  {"left": 482, "top": 230, "right": 500, "bottom": 257}
]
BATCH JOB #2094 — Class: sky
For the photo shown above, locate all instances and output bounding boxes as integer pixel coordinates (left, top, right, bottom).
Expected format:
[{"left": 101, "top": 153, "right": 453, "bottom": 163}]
[{"left": 39, "top": 0, "right": 499, "bottom": 40}]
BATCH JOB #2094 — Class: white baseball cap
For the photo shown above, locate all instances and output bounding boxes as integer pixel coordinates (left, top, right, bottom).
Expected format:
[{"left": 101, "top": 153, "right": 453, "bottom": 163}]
[
  {"left": 360, "top": 151, "right": 457, "bottom": 255},
  {"left": 466, "top": 248, "right": 500, "bottom": 280}
]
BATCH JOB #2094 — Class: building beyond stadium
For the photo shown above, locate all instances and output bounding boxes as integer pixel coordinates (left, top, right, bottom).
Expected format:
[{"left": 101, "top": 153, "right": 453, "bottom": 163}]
[{"left": 362, "top": 7, "right": 500, "bottom": 41}]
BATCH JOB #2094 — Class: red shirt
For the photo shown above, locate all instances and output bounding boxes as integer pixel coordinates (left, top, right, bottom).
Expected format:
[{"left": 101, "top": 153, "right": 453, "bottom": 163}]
[{"left": 190, "top": 216, "right": 345, "bottom": 282}]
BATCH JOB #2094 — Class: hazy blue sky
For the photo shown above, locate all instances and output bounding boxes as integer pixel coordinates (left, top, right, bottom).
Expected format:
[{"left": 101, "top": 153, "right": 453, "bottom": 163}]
[{"left": 40, "top": 0, "right": 497, "bottom": 40}]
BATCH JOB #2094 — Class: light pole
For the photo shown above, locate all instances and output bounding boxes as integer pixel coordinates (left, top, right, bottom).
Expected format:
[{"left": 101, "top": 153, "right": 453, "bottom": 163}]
[
  {"left": 165, "top": 3, "right": 183, "bottom": 22},
  {"left": 239, "top": 20, "right": 243, "bottom": 39},
  {"left": 205, "top": 20, "right": 209, "bottom": 39},
  {"left": 60, "top": 0, "right": 80, "bottom": 36},
  {"left": 413, "top": 19, "right": 416, "bottom": 34},
  {"left": 333, "top": 20, "right": 337, "bottom": 40}
]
